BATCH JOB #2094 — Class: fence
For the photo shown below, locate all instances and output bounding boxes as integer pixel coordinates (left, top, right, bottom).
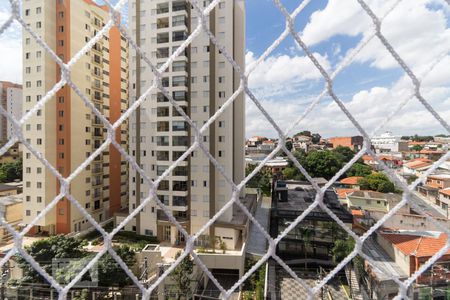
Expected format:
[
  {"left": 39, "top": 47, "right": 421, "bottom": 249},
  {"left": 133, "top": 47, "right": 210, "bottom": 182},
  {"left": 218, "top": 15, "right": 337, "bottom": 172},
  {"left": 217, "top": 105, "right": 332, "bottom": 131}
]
[{"left": 0, "top": 0, "right": 450, "bottom": 299}]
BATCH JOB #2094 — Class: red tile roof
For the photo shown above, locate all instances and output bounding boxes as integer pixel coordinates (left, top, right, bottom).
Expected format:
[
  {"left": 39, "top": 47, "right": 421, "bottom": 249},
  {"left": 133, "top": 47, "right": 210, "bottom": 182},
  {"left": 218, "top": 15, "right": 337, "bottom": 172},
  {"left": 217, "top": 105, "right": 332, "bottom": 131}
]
[
  {"left": 380, "top": 232, "right": 450, "bottom": 258},
  {"left": 439, "top": 188, "right": 450, "bottom": 196},
  {"left": 351, "top": 210, "right": 364, "bottom": 217},
  {"left": 340, "top": 176, "right": 363, "bottom": 185},
  {"left": 335, "top": 188, "right": 358, "bottom": 199}
]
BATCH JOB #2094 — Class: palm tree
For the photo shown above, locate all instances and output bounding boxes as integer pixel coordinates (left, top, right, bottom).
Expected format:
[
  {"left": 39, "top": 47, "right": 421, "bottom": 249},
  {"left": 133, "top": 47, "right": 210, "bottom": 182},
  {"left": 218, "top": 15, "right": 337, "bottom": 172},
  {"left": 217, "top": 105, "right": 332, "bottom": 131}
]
[{"left": 299, "top": 227, "right": 313, "bottom": 269}]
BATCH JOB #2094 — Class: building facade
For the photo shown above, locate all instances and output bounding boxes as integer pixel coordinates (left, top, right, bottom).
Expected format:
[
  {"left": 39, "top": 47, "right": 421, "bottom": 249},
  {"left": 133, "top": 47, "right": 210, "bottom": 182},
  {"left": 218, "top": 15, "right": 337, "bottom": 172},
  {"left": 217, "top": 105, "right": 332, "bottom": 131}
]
[
  {"left": 22, "top": 0, "right": 129, "bottom": 234},
  {"left": 328, "top": 135, "right": 363, "bottom": 151},
  {"left": 128, "top": 0, "right": 245, "bottom": 246},
  {"left": 371, "top": 131, "right": 408, "bottom": 153},
  {"left": 0, "top": 81, "right": 22, "bottom": 142}
]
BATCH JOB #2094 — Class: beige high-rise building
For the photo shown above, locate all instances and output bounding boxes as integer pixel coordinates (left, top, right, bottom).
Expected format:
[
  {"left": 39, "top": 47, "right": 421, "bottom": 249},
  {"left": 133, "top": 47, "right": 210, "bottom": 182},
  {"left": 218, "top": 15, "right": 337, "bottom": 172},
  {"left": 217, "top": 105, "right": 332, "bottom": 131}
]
[
  {"left": 22, "top": 0, "right": 129, "bottom": 234},
  {"left": 128, "top": 0, "right": 245, "bottom": 249},
  {"left": 0, "top": 81, "right": 22, "bottom": 142}
]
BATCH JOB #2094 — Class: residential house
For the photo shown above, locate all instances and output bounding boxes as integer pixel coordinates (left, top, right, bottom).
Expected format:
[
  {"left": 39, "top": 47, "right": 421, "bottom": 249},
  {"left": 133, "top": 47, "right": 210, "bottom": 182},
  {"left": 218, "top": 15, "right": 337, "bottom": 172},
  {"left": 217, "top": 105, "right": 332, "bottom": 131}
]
[
  {"left": 402, "top": 158, "right": 433, "bottom": 177},
  {"left": 417, "top": 174, "right": 450, "bottom": 202},
  {"left": 437, "top": 188, "right": 450, "bottom": 218},
  {"left": 339, "top": 176, "right": 363, "bottom": 189},
  {"left": 377, "top": 230, "right": 450, "bottom": 297},
  {"left": 362, "top": 154, "right": 402, "bottom": 171},
  {"left": 0, "top": 194, "right": 22, "bottom": 244},
  {"left": 328, "top": 136, "right": 363, "bottom": 151},
  {"left": 292, "top": 135, "right": 312, "bottom": 152},
  {"left": 345, "top": 190, "right": 409, "bottom": 214}
]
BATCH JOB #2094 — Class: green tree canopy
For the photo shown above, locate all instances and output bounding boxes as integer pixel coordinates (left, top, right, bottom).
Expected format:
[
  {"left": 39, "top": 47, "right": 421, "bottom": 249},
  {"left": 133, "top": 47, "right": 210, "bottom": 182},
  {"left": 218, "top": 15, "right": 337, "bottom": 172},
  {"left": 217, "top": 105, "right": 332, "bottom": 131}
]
[
  {"left": 14, "top": 235, "right": 136, "bottom": 288},
  {"left": 411, "top": 144, "right": 424, "bottom": 151},
  {"left": 332, "top": 146, "right": 356, "bottom": 163},
  {"left": 171, "top": 251, "right": 194, "bottom": 299},
  {"left": 358, "top": 172, "right": 395, "bottom": 193},
  {"left": 246, "top": 164, "right": 272, "bottom": 196},
  {"left": 311, "top": 133, "right": 321, "bottom": 144},
  {"left": 332, "top": 238, "right": 355, "bottom": 263},
  {"left": 303, "top": 150, "right": 342, "bottom": 180},
  {"left": 0, "top": 158, "right": 22, "bottom": 183},
  {"left": 346, "top": 163, "right": 372, "bottom": 177}
]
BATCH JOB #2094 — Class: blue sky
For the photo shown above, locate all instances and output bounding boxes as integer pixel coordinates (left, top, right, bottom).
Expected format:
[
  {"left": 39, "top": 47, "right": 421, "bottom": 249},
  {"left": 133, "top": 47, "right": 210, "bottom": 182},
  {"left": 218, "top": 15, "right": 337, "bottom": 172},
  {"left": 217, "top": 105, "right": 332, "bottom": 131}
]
[{"left": 0, "top": 0, "right": 449, "bottom": 138}]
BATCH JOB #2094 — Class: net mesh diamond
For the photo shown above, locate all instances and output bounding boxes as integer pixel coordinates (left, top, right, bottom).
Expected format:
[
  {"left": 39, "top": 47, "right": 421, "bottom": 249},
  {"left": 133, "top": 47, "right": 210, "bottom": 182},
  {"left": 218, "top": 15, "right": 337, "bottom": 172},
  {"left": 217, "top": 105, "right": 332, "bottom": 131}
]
[{"left": 0, "top": 0, "right": 449, "bottom": 299}]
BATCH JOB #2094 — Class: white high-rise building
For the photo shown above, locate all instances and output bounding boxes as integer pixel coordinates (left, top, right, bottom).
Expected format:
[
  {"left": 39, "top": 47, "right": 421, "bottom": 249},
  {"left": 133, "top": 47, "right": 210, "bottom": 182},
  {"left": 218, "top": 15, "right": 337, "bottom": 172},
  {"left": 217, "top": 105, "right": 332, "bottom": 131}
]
[
  {"left": 128, "top": 0, "right": 245, "bottom": 249},
  {"left": 0, "top": 81, "right": 22, "bottom": 141}
]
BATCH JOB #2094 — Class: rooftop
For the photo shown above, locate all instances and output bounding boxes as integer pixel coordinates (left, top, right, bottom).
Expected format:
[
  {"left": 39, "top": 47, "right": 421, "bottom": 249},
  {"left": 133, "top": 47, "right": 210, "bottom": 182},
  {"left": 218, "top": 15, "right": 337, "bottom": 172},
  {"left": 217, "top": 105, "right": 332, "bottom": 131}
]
[
  {"left": 379, "top": 230, "right": 450, "bottom": 258},
  {"left": 340, "top": 176, "right": 363, "bottom": 185},
  {"left": 0, "top": 193, "right": 22, "bottom": 206},
  {"left": 273, "top": 181, "right": 353, "bottom": 222}
]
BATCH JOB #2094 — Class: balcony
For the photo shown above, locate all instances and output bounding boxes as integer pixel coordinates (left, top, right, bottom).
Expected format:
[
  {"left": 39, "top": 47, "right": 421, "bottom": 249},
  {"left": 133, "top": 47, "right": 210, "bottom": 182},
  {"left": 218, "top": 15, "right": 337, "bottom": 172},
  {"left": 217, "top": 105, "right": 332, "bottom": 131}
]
[
  {"left": 172, "top": 15, "right": 186, "bottom": 27},
  {"left": 172, "top": 121, "right": 188, "bottom": 132},
  {"left": 157, "top": 93, "right": 169, "bottom": 103},
  {"left": 173, "top": 151, "right": 188, "bottom": 161},
  {"left": 173, "top": 196, "right": 187, "bottom": 207},
  {"left": 172, "top": 61, "right": 187, "bottom": 73},
  {"left": 161, "top": 77, "right": 170, "bottom": 87},
  {"left": 156, "top": 3, "right": 169, "bottom": 14},
  {"left": 173, "top": 106, "right": 188, "bottom": 117},
  {"left": 173, "top": 166, "right": 188, "bottom": 176},
  {"left": 156, "top": 165, "right": 168, "bottom": 176},
  {"left": 156, "top": 48, "right": 169, "bottom": 59},
  {"left": 172, "top": 76, "right": 187, "bottom": 87},
  {"left": 157, "top": 107, "right": 170, "bottom": 117},
  {"left": 157, "top": 33, "right": 169, "bottom": 44},
  {"left": 172, "top": 31, "right": 187, "bottom": 42},
  {"left": 157, "top": 121, "right": 170, "bottom": 132},
  {"left": 172, "top": 136, "right": 189, "bottom": 147},
  {"left": 172, "top": 1, "right": 187, "bottom": 12},
  {"left": 156, "top": 136, "right": 169, "bottom": 146},
  {"left": 173, "top": 91, "right": 188, "bottom": 102},
  {"left": 157, "top": 180, "right": 170, "bottom": 191},
  {"left": 173, "top": 181, "right": 188, "bottom": 192},
  {"left": 157, "top": 17, "right": 169, "bottom": 29},
  {"left": 157, "top": 210, "right": 188, "bottom": 223},
  {"left": 156, "top": 151, "right": 170, "bottom": 161}
]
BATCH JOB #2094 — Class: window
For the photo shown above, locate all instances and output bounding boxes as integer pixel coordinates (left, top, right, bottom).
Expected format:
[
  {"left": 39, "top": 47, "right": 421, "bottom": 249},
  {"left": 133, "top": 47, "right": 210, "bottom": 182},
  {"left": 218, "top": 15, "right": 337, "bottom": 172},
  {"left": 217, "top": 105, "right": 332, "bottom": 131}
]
[
  {"left": 204, "top": 46, "right": 210, "bottom": 53},
  {"left": 145, "top": 229, "right": 153, "bottom": 236},
  {"left": 37, "top": 182, "right": 42, "bottom": 188},
  {"left": 36, "top": 80, "right": 42, "bottom": 87},
  {"left": 36, "top": 7, "right": 42, "bottom": 14},
  {"left": 219, "top": 62, "right": 225, "bottom": 68},
  {"left": 36, "top": 51, "right": 42, "bottom": 58},
  {"left": 203, "top": 60, "right": 209, "bottom": 68},
  {"left": 26, "top": 210, "right": 31, "bottom": 216},
  {"left": 219, "top": 2, "right": 225, "bottom": 9},
  {"left": 203, "top": 76, "right": 209, "bottom": 83},
  {"left": 219, "top": 17, "right": 225, "bottom": 24},
  {"left": 218, "top": 150, "right": 224, "bottom": 157},
  {"left": 218, "top": 136, "right": 225, "bottom": 142},
  {"left": 219, "top": 121, "right": 225, "bottom": 128},
  {"left": 191, "top": 210, "right": 197, "bottom": 216},
  {"left": 219, "top": 91, "right": 226, "bottom": 98},
  {"left": 36, "top": 22, "right": 41, "bottom": 29},
  {"left": 37, "top": 197, "right": 42, "bottom": 203},
  {"left": 37, "top": 138, "right": 42, "bottom": 145}
]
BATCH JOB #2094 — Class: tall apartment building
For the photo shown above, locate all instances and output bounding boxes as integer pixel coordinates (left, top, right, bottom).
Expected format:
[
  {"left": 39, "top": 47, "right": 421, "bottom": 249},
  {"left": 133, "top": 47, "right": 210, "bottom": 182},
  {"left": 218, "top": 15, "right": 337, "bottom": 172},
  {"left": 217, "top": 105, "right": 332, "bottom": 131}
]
[
  {"left": 22, "top": 0, "right": 129, "bottom": 234},
  {"left": 0, "top": 81, "right": 22, "bottom": 141},
  {"left": 128, "top": 0, "right": 245, "bottom": 248}
]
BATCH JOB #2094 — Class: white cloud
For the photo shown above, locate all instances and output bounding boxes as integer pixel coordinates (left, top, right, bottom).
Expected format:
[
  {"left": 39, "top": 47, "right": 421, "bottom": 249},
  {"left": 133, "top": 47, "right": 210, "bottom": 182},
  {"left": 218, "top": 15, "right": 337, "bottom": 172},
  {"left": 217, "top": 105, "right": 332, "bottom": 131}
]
[
  {"left": 245, "top": 0, "right": 450, "bottom": 138},
  {"left": 0, "top": 7, "right": 22, "bottom": 84}
]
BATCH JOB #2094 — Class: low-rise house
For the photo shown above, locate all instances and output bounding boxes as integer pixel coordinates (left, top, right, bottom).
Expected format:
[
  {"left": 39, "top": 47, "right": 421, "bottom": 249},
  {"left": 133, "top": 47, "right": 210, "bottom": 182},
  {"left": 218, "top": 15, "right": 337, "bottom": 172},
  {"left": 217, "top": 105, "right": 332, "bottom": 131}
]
[
  {"left": 0, "top": 194, "right": 22, "bottom": 244},
  {"left": 377, "top": 230, "right": 450, "bottom": 297},
  {"left": 264, "top": 157, "right": 289, "bottom": 175},
  {"left": 417, "top": 174, "right": 450, "bottom": 202},
  {"left": 339, "top": 176, "right": 363, "bottom": 189},
  {"left": 362, "top": 154, "right": 402, "bottom": 170},
  {"left": 402, "top": 158, "right": 433, "bottom": 177},
  {"left": 328, "top": 136, "right": 363, "bottom": 151},
  {"left": 346, "top": 190, "right": 409, "bottom": 214},
  {"left": 292, "top": 135, "right": 312, "bottom": 152},
  {"left": 0, "top": 183, "right": 20, "bottom": 197},
  {"left": 437, "top": 188, "right": 450, "bottom": 218}
]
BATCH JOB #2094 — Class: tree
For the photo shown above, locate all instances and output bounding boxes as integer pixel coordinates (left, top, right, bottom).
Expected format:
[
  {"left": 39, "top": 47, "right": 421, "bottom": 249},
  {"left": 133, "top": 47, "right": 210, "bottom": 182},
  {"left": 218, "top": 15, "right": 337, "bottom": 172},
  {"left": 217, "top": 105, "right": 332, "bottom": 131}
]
[
  {"left": 13, "top": 236, "right": 136, "bottom": 288},
  {"left": 411, "top": 144, "right": 424, "bottom": 151},
  {"left": 0, "top": 158, "right": 22, "bottom": 183},
  {"left": 304, "top": 150, "right": 342, "bottom": 180},
  {"left": 331, "top": 238, "right": 355, "bottom": 263},
  {"left": 97, "top": 245, "right": 136, "bottom": 287},
  {"left": 296, "top": 130, "right": 311, "bottom": 137},
  {"left": 172, "top": 251, "right": 194, "bottom": 299},
  {"left": 358, "top": 172, "right": 395, "bottom": 193},
  {"left": 285, "top": 140, "right": 293, "bottom": 151},
  {"left": 245, "top": 164, "right": 272, "bottom": 196},
  {"left": 346, "top": 163, "right": 372, "bottom": 177},
  {"left": 311, "top": 133, "right": 321, "bottom": 144},
  {"left": 299, "top": 227, "right": 313, "bottom": 269},
  {"left": 15, "top": 235, "right": 86, "bottom": 285},
  {"left": 333, "top": 146, "right": 355, "bottom": 163}
]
